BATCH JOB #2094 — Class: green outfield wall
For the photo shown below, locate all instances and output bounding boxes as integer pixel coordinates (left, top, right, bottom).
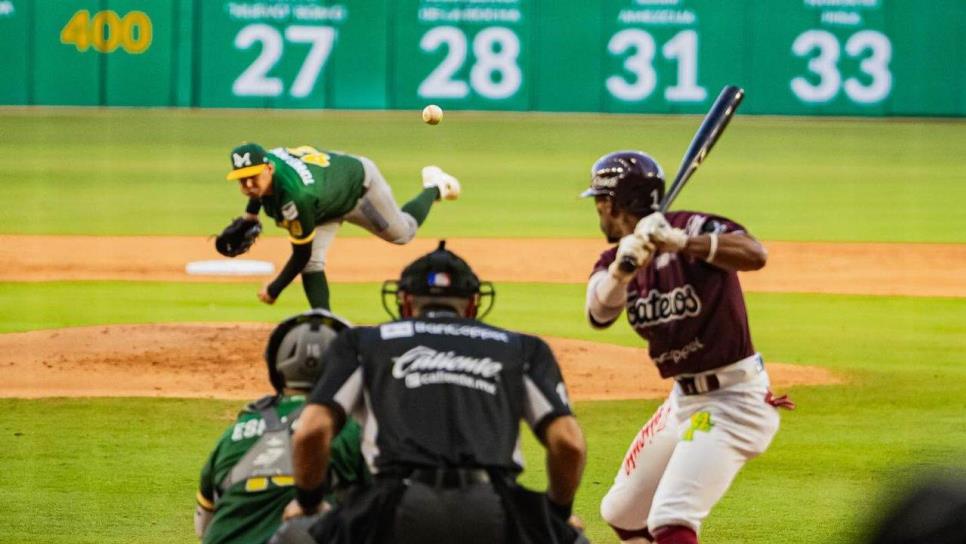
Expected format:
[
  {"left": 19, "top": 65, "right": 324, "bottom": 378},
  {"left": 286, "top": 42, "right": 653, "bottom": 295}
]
[{"left": 2, "top": 0, "right": 964, "bottom": 115}]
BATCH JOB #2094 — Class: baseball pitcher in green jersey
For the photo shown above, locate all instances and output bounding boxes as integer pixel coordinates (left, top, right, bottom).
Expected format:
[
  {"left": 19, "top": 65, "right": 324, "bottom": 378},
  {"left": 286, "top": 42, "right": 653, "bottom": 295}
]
[
  {"left": 195, "top": 310, "right": 369, "bottom": 544},
  {"left": 220, "top": 143, "right": 460, "bottom": 309}
]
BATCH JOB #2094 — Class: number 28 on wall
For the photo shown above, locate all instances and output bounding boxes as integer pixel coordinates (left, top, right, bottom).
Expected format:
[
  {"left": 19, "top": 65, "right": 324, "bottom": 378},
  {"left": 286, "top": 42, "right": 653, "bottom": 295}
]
[
  {"left": 60, "top": 10, "right": 152, "bottom": 54},
  {"left": 418, "top": 26, "right": 522, "bottom": 100}
]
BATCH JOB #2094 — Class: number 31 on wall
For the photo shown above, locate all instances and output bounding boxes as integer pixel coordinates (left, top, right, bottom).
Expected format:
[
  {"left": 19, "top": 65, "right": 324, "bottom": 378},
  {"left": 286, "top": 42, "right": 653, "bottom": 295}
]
[{"left": 60, "top": 10, "right": 153, "bottom": 54}]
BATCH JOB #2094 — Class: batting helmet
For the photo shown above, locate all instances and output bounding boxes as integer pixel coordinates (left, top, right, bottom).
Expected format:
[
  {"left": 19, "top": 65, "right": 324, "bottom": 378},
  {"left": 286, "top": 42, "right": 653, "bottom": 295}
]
[
  {"left": 581, "top": 150, "right": 665, "bottom": 217},
  {"left": 264, "top": 309, "right": 352, "bottom": 393},
  {"left": 381, "top": 240, "right": 495, "bottom": 320}
]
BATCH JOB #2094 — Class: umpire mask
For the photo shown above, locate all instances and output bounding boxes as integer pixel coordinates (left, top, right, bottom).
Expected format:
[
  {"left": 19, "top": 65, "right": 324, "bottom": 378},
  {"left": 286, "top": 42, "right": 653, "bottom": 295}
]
[
  {"left": 264, "top": 309, "right": 352, "bottom": 393},
  {"left": 381, "top": 240, "right": 495, "bottom": 320}
]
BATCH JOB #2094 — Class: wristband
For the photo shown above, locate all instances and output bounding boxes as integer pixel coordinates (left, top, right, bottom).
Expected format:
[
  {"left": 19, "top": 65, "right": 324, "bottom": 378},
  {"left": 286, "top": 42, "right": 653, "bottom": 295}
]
[
  {"left": 295, "top": 483, "right": 327, "bottom": 512},
  {"left": 706, "top": 233, "right": 719, "bottom": 264},
  {"left": 547, "top": 498, "right": 573, "bottom": 520}
]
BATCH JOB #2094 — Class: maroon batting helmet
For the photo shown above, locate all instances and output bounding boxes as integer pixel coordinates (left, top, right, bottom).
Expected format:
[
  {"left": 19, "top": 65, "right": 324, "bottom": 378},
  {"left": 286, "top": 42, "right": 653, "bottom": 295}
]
[{"left": 581, "top": 150, "right": 665, "bottom": 217}]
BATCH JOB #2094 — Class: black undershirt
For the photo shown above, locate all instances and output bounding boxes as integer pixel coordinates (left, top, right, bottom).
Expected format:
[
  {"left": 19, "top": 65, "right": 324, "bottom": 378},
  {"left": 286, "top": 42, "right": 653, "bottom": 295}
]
[{"left": 267, "top": 243, "right": 312, "bottom": 299}]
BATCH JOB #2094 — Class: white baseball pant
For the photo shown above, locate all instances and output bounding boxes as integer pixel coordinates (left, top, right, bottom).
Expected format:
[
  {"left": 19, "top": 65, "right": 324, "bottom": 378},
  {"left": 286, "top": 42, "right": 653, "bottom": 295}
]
[{"left": 600, "top": 355, "right": 780, "bottom": 538}]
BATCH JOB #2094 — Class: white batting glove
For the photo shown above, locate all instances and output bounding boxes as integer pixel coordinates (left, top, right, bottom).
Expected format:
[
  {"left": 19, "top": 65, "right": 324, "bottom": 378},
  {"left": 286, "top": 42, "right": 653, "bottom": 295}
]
[
  {"left": 608, "top": 234, "right": 655, "bottom": 280},
  {"left": 635, "top": 212, "right": 688, "bottom": 253},
  {"left": 422, "top": 166, "right": 461, "bottom": 201}
]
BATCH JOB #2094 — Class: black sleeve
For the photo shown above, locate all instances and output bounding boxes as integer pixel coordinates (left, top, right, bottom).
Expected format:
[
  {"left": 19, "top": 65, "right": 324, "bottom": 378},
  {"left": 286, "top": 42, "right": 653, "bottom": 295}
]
[
  {"left": 308, "top": 329, "right": 365, "bottom": 428},
  {"left": 266, "top": 243, "right": 313, "bottom": 299},
  {"left": 521, "top": 335, "right": 574, "bottom": 437},
  {"left": 245, "top": 198, "right": 262, "bottom": 215}
]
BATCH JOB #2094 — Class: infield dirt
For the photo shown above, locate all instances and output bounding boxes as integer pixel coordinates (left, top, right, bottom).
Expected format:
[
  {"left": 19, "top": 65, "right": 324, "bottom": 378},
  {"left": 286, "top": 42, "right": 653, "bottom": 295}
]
[
  {"left": 5, "top": 233, "right": 950, "bottom": 400},
  {"left": 0, "top": 324, "right": 839, "bottom": 401}
]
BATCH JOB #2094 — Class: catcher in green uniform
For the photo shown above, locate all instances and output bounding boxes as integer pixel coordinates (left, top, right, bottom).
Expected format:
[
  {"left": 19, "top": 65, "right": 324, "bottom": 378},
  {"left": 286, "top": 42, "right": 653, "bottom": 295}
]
[
  {"left": 194, "top": 309, "right": 369, "bottom": 544},
  {"left": 216, "top": 143, "right": 461, "bottom": 309}
]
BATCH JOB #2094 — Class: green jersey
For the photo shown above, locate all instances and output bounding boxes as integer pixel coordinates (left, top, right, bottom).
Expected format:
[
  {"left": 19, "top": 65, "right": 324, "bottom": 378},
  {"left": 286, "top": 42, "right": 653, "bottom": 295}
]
[
  {"left": 197, "top": 394, "right": 367, "bottom": 544},
  {"left": 259, "top": 146, "right": 367, "bottom": 245}
]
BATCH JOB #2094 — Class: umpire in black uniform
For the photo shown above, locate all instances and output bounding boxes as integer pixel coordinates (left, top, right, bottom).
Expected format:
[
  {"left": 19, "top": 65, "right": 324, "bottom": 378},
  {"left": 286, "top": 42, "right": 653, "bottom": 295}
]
[{"left": 281, "top": 241, "right": 588, "bottom": 544}]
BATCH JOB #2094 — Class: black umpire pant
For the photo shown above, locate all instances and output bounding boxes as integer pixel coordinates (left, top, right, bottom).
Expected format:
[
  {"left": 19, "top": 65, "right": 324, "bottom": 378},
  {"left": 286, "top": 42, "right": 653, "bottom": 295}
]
[{"left": 391, "top": 478, "right": 506, "bottom": 543}]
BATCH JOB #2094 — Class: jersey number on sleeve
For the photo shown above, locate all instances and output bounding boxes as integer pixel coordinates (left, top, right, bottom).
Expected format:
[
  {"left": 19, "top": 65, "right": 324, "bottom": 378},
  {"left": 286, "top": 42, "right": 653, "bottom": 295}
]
[{"left": 285, "top": 145, "right": 331, "bottom": 167}]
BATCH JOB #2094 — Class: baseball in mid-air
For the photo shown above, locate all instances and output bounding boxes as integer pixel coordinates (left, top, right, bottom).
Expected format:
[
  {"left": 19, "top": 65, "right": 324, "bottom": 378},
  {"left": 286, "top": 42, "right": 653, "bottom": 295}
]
[{"left": 422, "top": 104, "right": 443, "bottom": 125}]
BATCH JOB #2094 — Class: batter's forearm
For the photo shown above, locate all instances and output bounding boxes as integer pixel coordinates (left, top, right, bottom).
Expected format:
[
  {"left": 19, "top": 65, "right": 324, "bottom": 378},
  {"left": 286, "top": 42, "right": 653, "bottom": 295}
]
[
  {"left": 585, "top": 270, "right": 628, "bottom": 327},
  {"left": 267, "top": 243, "right": 313, "bottom": 299},
  {"left": 683, "top": 233, "right": 767, "bottom": 272}
]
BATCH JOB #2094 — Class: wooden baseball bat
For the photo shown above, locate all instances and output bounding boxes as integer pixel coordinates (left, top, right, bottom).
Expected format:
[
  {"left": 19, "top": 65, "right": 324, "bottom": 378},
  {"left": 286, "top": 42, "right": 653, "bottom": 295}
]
[{"left": 618, "top": 85, "right": 745, "bottom": 273}]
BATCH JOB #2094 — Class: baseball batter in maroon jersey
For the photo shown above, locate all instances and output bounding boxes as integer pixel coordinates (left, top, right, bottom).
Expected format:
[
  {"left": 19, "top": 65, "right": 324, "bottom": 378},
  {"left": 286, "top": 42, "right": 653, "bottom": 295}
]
[{"left": 581, "top": 151, "right": 794, "bottom": 544}]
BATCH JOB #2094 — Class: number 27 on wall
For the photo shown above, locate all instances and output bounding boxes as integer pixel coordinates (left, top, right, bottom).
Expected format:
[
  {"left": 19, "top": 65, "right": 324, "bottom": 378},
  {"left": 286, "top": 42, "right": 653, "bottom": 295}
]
[{"left": 232, "top": 24, "right": 336, "bottom": 98}]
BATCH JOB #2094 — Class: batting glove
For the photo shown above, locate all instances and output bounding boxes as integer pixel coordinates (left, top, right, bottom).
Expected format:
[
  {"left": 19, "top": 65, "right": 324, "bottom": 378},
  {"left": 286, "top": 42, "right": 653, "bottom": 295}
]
[
  {"left": 610, "top": 234, "right": 654, "bottom": 280},
  {"left": 422, "top": 166, "right": 461, "bottom": 201},
  {"left": 635, "top": 212, "right": 688, "bottom": 253}
]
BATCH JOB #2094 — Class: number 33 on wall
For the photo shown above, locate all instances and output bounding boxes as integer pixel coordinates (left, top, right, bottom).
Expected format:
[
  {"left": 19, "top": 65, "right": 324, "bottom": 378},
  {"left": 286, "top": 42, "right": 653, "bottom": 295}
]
[{"left": 60, "top": 10, "right": 153, "bottom": 55}]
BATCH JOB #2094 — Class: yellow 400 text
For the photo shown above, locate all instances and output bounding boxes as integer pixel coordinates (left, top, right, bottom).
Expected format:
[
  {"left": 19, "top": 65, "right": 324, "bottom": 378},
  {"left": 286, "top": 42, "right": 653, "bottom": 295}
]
[{"left": 60, "top": 10, "right": 152, "bottom": 54}]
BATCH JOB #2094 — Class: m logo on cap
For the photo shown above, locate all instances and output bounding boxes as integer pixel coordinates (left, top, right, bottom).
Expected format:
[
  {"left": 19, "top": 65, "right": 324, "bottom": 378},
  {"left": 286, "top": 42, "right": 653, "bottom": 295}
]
[
  {"left": 226, "top": 143, "right": 270, "bottom": 180},
  {"left": 233, "top": 152, "right": 252, "bottom": 168}
]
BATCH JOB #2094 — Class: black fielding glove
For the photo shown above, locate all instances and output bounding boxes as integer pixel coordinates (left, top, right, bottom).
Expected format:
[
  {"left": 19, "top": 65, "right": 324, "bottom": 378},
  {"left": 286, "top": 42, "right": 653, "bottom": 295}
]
[{"left": 215, "top": 217, "right": 261, "bottom": 257}]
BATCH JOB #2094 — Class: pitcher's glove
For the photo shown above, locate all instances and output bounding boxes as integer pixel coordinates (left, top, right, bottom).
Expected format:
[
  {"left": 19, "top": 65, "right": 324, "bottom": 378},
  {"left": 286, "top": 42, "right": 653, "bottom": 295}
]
[{"left": 215, "top": 217, "right": 261, "bottom": 257}]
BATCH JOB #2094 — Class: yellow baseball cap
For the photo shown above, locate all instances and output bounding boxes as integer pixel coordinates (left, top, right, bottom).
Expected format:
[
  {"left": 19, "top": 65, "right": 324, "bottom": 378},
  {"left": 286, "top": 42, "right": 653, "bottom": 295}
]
[{"left": 226, "top": 143, "right": 270, "bottom": 180}]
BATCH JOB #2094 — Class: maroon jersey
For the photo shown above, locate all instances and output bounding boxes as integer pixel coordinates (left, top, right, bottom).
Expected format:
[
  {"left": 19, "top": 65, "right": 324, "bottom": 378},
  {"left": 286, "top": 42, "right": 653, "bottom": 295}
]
[{"left": 592, "top": 211, "right": 755, "bottom": 378}]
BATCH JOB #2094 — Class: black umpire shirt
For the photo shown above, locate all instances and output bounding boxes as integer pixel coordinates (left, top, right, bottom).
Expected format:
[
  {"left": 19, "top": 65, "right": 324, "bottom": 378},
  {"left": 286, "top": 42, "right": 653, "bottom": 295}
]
[{"left": 308, "top": 315, "right": 574, "bottom": 475}]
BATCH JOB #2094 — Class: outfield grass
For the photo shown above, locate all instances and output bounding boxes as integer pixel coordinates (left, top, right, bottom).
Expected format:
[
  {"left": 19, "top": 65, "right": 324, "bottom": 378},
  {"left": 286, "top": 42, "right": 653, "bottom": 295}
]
[
  {"left": 1, "top": 281, "right": 965, "bottom": 542},
  {"left": 1, "top": 109, "right": 964, "bottom": 241}
]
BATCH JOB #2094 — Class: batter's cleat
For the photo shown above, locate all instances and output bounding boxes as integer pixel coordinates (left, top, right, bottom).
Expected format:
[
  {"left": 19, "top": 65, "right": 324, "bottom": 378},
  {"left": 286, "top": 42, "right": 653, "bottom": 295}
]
[{"left": 422, "top": 166, "right": 461, "bottom": 201}]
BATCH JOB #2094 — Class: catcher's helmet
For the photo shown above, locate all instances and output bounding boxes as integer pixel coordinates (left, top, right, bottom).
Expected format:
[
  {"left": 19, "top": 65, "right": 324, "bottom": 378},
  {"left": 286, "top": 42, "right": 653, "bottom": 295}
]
[
  {"left": 581, "top": 150, "right": 665, "bottom": 216},
  {"left": 381, "top": 240, "right": 494, "bottom": 319},
  {"left": 264, "top": 309, "right": 351, "bottom": 393}
]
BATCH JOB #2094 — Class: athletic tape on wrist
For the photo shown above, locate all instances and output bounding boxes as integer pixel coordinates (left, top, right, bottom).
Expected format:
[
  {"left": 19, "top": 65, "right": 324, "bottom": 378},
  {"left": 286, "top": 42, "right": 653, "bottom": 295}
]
[{"left": 706, "top": 232, "right": 719, "bottom": 264}]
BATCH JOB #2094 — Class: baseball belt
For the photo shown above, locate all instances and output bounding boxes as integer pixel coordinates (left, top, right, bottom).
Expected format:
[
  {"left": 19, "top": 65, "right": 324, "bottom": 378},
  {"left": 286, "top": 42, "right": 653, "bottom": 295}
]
[
  {"left": 405, "top": 467, "right": 492, "bottom": 488},
  {"left": 676, "top": 353, "right": 765, "bottom": 396}
]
